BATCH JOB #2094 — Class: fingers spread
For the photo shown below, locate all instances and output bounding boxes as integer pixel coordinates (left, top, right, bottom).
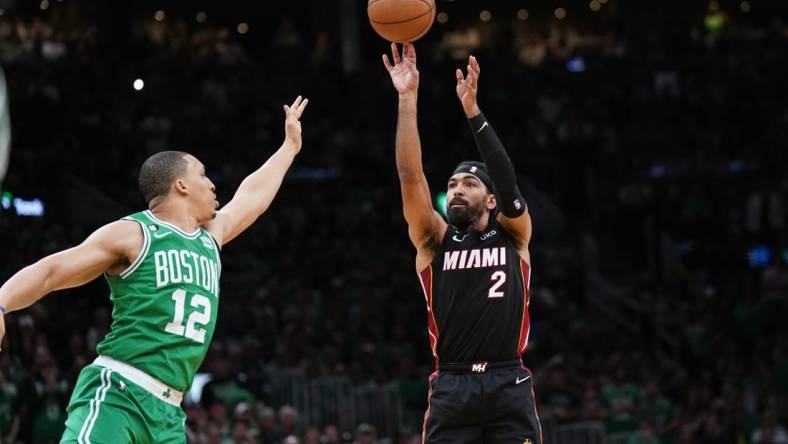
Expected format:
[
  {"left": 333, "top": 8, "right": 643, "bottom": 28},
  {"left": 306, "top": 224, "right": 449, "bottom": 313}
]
[
  {"left": 383, "top": 54, "right": 393, "bottom": 71},
  {"left": 290, "top": 95, "right": 303, "bottom": 109},
  {"left": 469, "top": 58, "right": 480, "bottom": 87},
  {"left": 405, "top": 43, "right": 416, "bottom": 63},
  {"left": 297, "top": 98, "right": 309, "bottom": 114},
  {"left": 391, "top": 42, "right": 401, "bottom": 64},
  {"left": 470, "top": 55, "right": 480, "bottom": 74},
  {"left": 455, "top": 68, "right": 464, "bottom": 82}
]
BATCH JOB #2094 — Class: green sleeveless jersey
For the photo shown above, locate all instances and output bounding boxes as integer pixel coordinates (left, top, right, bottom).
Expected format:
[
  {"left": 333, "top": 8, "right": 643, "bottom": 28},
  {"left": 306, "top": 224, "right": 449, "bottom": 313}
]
[{"left": 96, "top": 210, "right": 221, "bottom": 391}]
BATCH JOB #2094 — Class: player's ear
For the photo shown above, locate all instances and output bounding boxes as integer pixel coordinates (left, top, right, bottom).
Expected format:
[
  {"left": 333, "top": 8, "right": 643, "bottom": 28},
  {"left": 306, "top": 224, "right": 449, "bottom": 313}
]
[
  {"left": 174, "top": 179, "right": 189, "bottom": 196},
  {"left": 486, "top": 194, "right": 496, "bottom": 210}
]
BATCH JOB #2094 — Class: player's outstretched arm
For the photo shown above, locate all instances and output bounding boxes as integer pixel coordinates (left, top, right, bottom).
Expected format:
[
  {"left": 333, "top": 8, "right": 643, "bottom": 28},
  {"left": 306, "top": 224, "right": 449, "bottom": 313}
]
[
  {"left": 383, "top": 43, "right": 446, "bottom": 268},
  {"left": 205, "top": 96, "right": 309, "bottom": 246},
  {"left": 455, "top": 55, "right": 532, "bottom": 252},
  {"left": 0, "top": 220, "right": 141, "bottom": 347}
]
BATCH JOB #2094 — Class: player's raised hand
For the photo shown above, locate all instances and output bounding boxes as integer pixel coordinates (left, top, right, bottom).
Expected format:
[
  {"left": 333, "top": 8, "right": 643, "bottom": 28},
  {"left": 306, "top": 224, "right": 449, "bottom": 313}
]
[
  {"left": 383, "top": 42, "right": 419, "bottom": 96},
  {"left": 456, "top": 55, "right": 481, "bottom": 118},
  {"left": 283, "top": 95, "right": 309, "bottom": 152}
]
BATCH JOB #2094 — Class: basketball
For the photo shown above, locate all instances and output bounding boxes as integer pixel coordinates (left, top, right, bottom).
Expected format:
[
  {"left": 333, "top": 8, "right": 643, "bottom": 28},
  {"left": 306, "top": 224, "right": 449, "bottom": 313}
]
[{"left": 368, "top": 0, "right": 436, "bottom": 43}]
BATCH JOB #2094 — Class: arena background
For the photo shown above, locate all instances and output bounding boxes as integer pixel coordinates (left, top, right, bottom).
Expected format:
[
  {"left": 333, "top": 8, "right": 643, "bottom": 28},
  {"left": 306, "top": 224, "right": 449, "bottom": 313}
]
[{"left": 1, "top": 0, "right": 787, "bottom": 443}]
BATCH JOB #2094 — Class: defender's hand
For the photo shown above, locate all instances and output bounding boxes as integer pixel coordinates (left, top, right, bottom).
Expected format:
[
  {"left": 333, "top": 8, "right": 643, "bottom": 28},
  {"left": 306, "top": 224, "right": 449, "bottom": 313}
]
[
  {"left": 456, "top": 55, "right": 481, "bottom": 118},
  {"left": 383, "top": 43, "right": 419, "bottom": 96},
  {"left": 284, "top": 95, "right": 309, "bottom": 152}
]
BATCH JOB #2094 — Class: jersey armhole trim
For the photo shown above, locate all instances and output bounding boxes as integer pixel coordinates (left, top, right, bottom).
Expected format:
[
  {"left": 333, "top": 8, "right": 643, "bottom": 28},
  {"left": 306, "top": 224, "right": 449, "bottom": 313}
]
[
  {"left": 205, "top": 229, "right": 222, "bottom": 274},
  {"left": 422, "top": 225, "right": 452, "bottom": 271},
  {"left": 119, "top": 219, "right": 151, "bottom": 279}
]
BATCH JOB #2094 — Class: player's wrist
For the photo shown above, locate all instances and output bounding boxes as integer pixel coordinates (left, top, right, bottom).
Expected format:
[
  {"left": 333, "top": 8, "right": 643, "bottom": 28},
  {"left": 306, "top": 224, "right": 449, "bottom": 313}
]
[
  {"left": 281, "top": 139, "right": 301, "bottom": 155},
  {"left": 464, "top": 104, "right": 481, "bottom": 119},
  {"left": 398, "top": 91, "right": 418, "bottom": 102}
]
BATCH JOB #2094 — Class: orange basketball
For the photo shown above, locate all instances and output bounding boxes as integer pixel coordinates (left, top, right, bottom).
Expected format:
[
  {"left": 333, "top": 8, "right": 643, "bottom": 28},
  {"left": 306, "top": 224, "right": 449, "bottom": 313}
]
[{"left": 368, "top": 0, "right": 436, "bottom": 43}]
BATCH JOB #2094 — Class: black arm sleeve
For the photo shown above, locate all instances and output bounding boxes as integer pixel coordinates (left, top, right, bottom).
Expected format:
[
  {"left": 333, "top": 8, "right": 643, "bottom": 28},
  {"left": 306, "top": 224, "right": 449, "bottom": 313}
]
[{"left": 468, "top": 112, "right": 526, "bottom": 217}]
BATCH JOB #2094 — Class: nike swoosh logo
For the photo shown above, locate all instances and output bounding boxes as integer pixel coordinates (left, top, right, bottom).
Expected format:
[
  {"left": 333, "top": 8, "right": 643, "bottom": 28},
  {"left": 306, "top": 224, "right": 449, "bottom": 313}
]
[
  {"left": 452, "top": 234, "right": 467, "bottom": 242},
  {"left": 476, "top": 121, "right": 489, "bottom": 133},
  {"left": 516, "top": 375, "right": 531, "bottom": 385},
  {"left": 153, "top": 231, "right": 172, "bottom": 239}
]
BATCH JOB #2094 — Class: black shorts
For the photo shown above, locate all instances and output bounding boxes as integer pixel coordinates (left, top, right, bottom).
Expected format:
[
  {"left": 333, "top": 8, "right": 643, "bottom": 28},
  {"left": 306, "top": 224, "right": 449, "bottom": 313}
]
[{"left": 422, "top": 360, "right": 543, "bottom": 444}]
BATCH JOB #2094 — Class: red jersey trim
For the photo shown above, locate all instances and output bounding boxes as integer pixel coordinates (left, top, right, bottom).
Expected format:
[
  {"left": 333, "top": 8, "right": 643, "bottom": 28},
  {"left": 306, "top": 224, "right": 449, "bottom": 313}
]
[
  {"left": 418, "top": 265, "right": 440, "bottom": 366},
  {"left": 516, "top": 259, "right": 532, "bottom": 356}
]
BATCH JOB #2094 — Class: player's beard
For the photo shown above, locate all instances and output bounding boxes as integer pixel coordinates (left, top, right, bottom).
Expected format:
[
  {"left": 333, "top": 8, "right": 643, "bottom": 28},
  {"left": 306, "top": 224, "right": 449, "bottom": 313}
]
[{"left": 447, "top": 199, "right": 485, "bottom": 230}]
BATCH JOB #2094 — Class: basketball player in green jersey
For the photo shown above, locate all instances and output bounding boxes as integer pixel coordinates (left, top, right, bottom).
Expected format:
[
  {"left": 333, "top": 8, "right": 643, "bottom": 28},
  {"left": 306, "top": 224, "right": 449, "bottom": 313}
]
[{"left": 0, "top": 96, "right": 309, "bottom": 443}]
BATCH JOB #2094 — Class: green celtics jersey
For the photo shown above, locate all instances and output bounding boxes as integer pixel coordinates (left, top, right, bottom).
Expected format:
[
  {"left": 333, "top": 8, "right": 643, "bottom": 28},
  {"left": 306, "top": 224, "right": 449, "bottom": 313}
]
[{"left": 96, "top": 210, "right": 221, "bottom": 391}]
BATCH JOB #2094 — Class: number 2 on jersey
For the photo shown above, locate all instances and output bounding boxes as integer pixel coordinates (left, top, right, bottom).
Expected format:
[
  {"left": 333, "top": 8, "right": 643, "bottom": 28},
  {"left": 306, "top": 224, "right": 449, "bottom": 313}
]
[
  {"left": 488, "top": 271, "right": 506, "bottom": 298},
  {"left": 164, "top": 289, "right": 211, "bottom": 343}
]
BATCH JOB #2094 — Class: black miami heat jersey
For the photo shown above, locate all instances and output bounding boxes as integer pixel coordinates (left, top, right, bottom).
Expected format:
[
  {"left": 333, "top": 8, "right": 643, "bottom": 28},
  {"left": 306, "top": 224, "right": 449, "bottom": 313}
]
[{"left": 418, "top": 218, "right": 532, "bottom": 365}]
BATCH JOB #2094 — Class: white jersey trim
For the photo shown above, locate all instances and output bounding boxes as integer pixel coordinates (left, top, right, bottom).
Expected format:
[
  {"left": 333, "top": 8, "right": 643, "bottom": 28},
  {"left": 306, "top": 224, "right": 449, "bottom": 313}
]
[
  {"left": 205, "top": 229, "right": 222, "bottom": 275},
  {"left": 119, "top": 218, "right": 150, "bottom": 279},
  {"left": 77, "top": 367, "right": 112, "bottom": 444},
  {"left": 144, "top": 210, "right": 201, "bottom": 239}
]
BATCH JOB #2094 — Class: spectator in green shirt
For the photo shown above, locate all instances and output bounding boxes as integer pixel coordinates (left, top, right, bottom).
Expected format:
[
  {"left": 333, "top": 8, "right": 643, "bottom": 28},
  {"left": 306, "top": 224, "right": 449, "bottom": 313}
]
[{"left": 601, "top": 368, "right": 641, "bottom": 434}]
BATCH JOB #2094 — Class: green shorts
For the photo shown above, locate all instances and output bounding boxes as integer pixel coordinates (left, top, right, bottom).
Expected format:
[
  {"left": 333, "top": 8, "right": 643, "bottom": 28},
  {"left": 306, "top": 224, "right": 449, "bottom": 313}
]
[{"left": 60, "top": 364, "right": 186, "bottom": 444}]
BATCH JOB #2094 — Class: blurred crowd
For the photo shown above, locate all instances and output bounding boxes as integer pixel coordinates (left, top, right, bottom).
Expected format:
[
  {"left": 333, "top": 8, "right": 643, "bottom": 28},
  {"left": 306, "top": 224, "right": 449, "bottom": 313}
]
[{"left": 1, "top": 1, "right": 788, "bottom": 443}]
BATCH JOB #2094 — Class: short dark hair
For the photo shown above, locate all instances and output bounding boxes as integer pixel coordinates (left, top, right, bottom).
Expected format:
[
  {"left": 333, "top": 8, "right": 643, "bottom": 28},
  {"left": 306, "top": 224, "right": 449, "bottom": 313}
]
[{"left": 138, "top": 151, "right": 189, "bottom": 204}]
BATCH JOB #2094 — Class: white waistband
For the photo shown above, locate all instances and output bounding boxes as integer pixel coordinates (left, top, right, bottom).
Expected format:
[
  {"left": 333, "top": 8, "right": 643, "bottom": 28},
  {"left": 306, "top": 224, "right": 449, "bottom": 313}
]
[{"left": 93, "top": 355, "right": 183, "bottom": 406}]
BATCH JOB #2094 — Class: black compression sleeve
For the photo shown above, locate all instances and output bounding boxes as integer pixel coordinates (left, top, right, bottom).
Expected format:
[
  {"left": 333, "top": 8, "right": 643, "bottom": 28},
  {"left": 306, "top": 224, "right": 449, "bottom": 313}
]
[{"left": 468, "top": 112, "right": 526, "bottom": 217}]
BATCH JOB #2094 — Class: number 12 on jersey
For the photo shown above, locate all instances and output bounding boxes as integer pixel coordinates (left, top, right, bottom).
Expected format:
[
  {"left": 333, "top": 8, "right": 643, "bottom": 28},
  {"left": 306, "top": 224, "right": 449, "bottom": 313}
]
[{"left": 164, "top": 289, "right": 211, "bottom": 343}]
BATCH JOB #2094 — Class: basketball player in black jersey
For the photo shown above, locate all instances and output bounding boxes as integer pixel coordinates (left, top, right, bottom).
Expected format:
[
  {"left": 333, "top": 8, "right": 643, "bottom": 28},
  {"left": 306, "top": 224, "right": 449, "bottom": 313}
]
[{"left": 383, "top": 43, "right": 542, "bottom": 444}]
